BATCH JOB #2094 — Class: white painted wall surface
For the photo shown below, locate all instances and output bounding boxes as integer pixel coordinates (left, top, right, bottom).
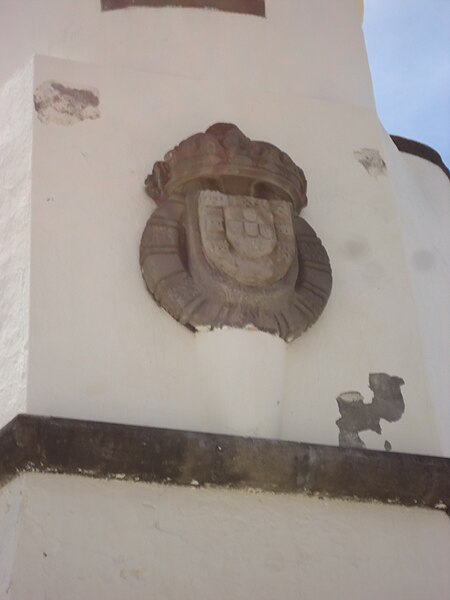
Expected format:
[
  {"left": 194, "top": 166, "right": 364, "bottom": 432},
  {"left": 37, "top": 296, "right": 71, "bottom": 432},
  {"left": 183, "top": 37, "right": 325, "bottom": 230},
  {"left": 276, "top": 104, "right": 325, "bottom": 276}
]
[
  {"left": 5, "top": 473, "right": 450, "bottom": 600},
  {"left": 381, "top": 140, "right": 450, "bottom": 456},
  {"left": 196, "top": 330, "right": 286, "bottom": 438},
  {"left": 0, "top": 63, "right": 32, "bottom": 429},
  {"left": 23, "top": 54, "right": 440, "bottom": 455},
  {"left": 281, "top": 108, "right": 441, "bottom": 455},
  {"left": 1, "top": 3, "right": 449, "bottom": 597},
  {"left": 0, "top": 477, "right": 24, "bottom": 598},
  {"left": 0, "top": 0, "right": 373, "bottom": 109},
  {"left": 0, "top": 0, "right": 447, "bottom": 455}
]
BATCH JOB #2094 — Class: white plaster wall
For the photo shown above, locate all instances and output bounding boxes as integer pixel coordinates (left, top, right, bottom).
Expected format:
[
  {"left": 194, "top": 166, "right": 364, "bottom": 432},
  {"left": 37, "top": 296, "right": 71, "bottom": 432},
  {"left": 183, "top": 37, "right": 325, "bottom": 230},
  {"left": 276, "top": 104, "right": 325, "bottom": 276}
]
[
  {"left": 196, "top": 330, "right": 286, "bottom": 438},
  {"left": 0, "top": 477, "right": 24, "bottom": 598},
  {"left": 8, "top": 473, "right": 450, "bottom": 600},
  {"left": 0, "top": 0, "right": 446, "bottom": 455},
  {"left": 0, "top": 63, "right": 32, "bottom": 429},
  {"left": 0, "top": 0, "right": 373, "bottom": 109},
  {"left": 27, "top": 55, "right": 292, "bottom": 439},
  {"left": 1, "top": 4, "right": 448, "bottom": 598},
  {"left": 380, "top": 141, "right": 450, "bottom": 456},
  {"left": 23, "top": 54, "right": 440, "bottom": 455},
  {"left": 281, "top": 110, "right": 440, "bottom": 456},
  {"left": 0, "top": 0, "right": 377, "bottom": 442}
]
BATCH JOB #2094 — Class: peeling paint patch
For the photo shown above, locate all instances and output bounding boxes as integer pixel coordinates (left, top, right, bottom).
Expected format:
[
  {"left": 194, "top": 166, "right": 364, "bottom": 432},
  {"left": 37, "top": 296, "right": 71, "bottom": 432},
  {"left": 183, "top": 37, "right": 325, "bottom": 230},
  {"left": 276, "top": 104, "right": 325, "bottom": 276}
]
[
  {"left": 34, "top": 81, "right": 100, "bottom": 126},
  {"left": 336, "top": 373, "right": 405, "bottom": 449},
  {"left": 354, "top": 148, "right": 387, "bottom": 177}
]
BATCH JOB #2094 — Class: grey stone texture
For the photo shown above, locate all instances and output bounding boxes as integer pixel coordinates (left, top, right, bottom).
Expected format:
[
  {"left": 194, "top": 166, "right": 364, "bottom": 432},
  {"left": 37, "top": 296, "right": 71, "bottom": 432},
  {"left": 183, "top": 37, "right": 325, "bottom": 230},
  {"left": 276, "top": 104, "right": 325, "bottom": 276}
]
[
  {"left": 140, "top": 123, "right": 332, "bottom": 341},
  {"left": 1, "top": 415, "right": 449, "bottom": 511}
]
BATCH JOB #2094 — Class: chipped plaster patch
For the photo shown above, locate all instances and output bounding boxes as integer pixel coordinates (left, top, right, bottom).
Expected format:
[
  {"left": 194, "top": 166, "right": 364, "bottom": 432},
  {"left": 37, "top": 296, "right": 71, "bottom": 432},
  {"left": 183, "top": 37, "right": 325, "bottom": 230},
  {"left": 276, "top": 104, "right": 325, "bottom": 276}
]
[
  {"left": 336, "top": 373, "right": 405, "bottom": 449},
  {"left": 33, "top": 80, "right": 100, "bottom": 126},
  {"left": 354, "top": 148, "right": 387, "bottom": 177}
]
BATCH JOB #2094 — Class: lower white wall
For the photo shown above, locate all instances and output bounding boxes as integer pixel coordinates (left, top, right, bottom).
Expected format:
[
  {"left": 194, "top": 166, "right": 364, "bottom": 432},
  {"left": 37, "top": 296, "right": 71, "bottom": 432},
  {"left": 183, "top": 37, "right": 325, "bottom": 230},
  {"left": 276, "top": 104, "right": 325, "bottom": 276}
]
[
  {"left": 0, "top": 477, "right": 24, "bottom": 598},
  {"left": 6, "top": 473, "right": 450, "bottom": 600}
]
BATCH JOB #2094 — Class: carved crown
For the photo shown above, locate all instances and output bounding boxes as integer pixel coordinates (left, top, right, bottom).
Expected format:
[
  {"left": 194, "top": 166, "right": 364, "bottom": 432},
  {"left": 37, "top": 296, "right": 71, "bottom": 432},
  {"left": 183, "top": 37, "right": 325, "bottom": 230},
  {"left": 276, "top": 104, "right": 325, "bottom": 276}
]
[{"left": 145, "top": 123, "right": 308, "bottom": 213}]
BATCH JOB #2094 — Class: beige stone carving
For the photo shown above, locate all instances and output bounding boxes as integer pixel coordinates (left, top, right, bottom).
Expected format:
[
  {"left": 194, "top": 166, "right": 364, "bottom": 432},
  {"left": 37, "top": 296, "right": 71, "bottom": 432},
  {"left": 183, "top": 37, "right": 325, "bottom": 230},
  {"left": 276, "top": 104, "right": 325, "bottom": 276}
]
[{"left": 140, "top": 124, "right": 332, "bottom": 341}]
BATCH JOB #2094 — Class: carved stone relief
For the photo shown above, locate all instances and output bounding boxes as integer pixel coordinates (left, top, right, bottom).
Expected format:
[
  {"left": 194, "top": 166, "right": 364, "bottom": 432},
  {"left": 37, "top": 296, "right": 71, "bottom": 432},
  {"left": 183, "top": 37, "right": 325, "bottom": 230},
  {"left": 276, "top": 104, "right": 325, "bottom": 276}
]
[{"left": 140, "top": 123, "right": 332, "bottom": 341}]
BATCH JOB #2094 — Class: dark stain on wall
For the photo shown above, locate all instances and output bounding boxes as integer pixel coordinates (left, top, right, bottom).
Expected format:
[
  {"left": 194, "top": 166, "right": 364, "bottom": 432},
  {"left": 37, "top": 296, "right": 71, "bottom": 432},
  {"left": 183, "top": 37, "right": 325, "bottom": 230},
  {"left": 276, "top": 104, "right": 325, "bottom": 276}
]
[
  {"left": 336, "top": 373, "right": 405, "bottom": 449},
  {"left": 354, "top": 148, "right": 387, "bottom": 177},
  {"left": 101, "top": 0, "right": 265, "bottom": 16},
  {"left": 1, "top": 414, "right": 449, "bottom": 512}
]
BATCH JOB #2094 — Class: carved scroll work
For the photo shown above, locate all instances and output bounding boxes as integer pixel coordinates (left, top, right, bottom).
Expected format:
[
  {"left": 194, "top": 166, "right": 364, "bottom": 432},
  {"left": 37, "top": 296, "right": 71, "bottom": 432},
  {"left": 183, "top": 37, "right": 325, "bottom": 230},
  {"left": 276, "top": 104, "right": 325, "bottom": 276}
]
[{"left": 140, "top": 124, "right": 332, "bottom": 342}]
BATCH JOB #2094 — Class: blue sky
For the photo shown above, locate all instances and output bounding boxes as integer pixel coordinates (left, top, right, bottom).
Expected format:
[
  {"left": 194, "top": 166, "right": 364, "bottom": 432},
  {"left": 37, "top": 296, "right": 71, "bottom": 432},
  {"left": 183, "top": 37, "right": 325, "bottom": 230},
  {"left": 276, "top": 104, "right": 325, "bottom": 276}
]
[{"left": 363, "top": 0, "right": 450, "bottom": 167}]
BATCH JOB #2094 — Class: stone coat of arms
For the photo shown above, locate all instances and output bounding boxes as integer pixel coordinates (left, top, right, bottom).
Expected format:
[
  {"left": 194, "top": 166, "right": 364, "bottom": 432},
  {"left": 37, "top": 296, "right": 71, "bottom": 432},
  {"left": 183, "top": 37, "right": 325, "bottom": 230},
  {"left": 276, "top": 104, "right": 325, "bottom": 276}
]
[{"left": 140, "top": 123, "right": 332, "bottom": 342}]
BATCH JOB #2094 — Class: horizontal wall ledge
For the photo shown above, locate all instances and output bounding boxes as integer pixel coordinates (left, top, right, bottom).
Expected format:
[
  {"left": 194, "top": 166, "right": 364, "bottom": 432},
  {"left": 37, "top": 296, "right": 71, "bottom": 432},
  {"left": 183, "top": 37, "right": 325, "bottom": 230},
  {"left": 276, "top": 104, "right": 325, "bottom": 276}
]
[
  {"left": 391, "top": 135, "right": 450, "bottom": 180},
  {"left": 0, "top": 414, "right": 448, "bottom": 512}
]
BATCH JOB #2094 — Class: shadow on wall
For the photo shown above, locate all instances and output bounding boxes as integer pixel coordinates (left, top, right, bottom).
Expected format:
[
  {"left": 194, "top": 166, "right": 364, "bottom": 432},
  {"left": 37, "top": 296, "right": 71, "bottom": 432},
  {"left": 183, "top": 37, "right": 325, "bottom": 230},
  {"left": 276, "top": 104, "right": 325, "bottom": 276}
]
[{"left": 336, "top": 373, "right": 405, "bottom": 450}]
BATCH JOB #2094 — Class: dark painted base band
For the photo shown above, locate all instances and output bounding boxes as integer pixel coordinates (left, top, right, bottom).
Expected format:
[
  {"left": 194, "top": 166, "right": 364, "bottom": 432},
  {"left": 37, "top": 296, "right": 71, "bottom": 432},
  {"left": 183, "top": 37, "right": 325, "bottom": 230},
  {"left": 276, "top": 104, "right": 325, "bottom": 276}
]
[
  {"left": 101, "top": 0, "right": 265, "bottom": 17},
  {"left": 1, "top": 415, "right": 449, "bottom": 512}
]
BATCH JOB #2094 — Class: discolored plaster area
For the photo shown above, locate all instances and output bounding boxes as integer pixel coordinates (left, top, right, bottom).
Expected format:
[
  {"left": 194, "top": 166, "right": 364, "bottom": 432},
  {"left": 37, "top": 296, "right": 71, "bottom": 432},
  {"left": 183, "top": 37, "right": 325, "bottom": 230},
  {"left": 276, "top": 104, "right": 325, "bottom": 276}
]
[
  {"left": 101, "top": 0, "right": 265, "bottom": 16},
  {"left": 354, "top": 148, "right": 387, "bottom": 177},
  {"left": 336, "top": 373, "right": 405, "bottom": 450},
  {"left": 33, "top": 81, "right": 100, "bottom": 126}
]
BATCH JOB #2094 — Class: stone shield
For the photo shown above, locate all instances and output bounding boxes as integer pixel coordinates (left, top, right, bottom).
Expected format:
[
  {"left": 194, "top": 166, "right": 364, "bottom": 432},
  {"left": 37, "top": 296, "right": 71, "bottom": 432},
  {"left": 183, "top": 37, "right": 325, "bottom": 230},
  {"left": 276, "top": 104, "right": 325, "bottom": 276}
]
[
  {"left": 140, "top": 123, "right": 332, "bottom": 341},
  {"left": 198, "top": 191, "right": 296, "bottom": 287}
]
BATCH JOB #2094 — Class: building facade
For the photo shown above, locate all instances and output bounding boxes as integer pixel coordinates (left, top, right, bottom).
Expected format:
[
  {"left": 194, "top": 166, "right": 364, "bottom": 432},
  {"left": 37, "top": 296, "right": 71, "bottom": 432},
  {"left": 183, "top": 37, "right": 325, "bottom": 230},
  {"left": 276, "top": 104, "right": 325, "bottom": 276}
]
[{"left": 0, "top": 1, "right": 449, "bottom": 597}]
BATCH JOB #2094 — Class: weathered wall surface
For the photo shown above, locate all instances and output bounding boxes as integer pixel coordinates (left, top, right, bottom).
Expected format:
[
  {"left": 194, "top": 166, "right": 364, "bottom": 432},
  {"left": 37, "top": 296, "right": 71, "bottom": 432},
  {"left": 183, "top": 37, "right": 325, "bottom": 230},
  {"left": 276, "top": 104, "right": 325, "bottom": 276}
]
[
  {"left": 381, "top": 140, "right": 450, "bottom": 456},
  {"left": 7, "top": 473, "right": 450, "bottom": 600},
  {"left": 0, "top": 0, "right": 379, "bottom": 444},
  {"left": 0, "top": 477, "right": 24, "bottom": 598},
  {"left": 0, "top": 0, "right": 447, "bottom": 454},
  {"left": 0, "top": 0, "right": 372, "bottom": 108},
  {"left": 1, "top": 1, "right": 449, "bottom": 597},
  {"left": 0, "top": 63, "right": 32, "bottom": 429},
  {"left": 22, "top": 53, "right": 441, "bottom": 455},
  {"left": 280, "top": 110, "right": 440, "bottom": 455}
]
